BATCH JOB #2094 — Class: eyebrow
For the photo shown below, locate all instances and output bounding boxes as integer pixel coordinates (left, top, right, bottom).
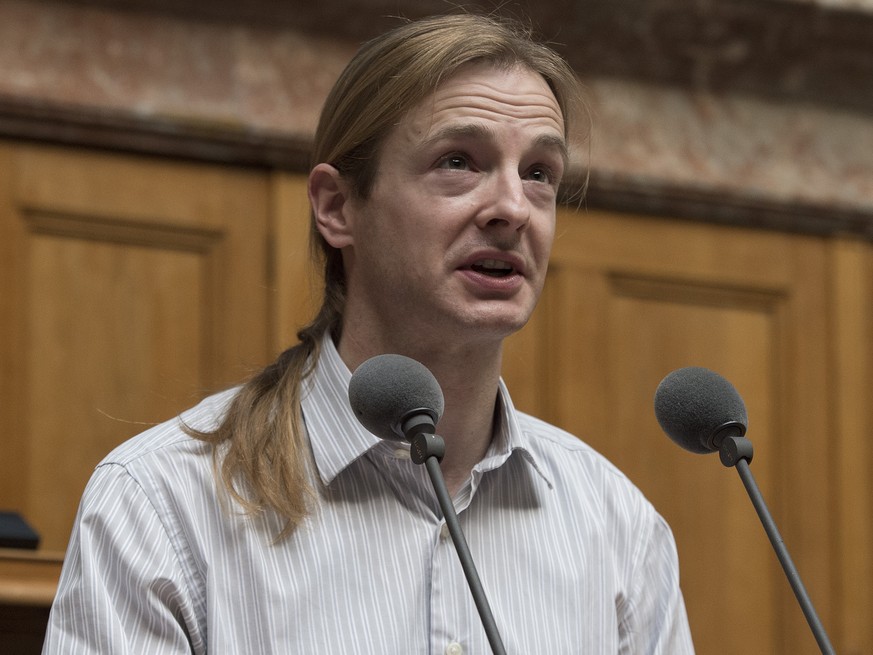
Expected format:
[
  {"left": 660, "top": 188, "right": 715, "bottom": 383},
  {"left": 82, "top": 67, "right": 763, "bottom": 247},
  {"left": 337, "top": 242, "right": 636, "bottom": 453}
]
[{"left": 421, "top": 122, "right": 569, "bottom": 166}]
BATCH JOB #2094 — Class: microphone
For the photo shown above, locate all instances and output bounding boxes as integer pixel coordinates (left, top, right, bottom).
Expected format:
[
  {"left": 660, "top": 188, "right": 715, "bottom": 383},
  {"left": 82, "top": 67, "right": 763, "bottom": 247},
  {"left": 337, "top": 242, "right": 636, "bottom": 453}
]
[
  {"left": 654, "top": 367, "right": 835, "bottom": 655},
  {"left": 348, "top": 353, "right": 445, "bottom": 460},
  {"left": 654, "top": 366, "right": 748, "bottom": 455},
  {"left": 348, "top": 354, "right": 507, "bottom": 655}
]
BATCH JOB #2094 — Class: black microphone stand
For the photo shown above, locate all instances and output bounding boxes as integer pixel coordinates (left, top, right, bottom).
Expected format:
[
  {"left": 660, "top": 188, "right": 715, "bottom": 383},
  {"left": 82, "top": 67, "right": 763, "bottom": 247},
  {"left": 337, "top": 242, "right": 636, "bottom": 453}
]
[
  {"left": 408, "top": 430, "right": 508, "bottom": 655},
  {"left": 719, "top": 436, "right": 836, "bottom": 655}
]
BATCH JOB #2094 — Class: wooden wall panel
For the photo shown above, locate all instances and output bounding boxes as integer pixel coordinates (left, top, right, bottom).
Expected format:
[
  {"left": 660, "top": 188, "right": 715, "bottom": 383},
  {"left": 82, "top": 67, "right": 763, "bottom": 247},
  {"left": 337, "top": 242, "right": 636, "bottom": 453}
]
[
  {"left": 0, "top": 147, "right": 27, "bottom": 520},
  {"left": 271, "top": 173, "right": 320, "bottom": 352},
  {"left": 2, "top": 151, "right": 869, "bottom": 654},
  {"left": 0, "top": 144, "right": 272, "bottom": 552},
  {"left": 830, "top": 237, "right": 873, "bottom": 655},
  {"left": 25, "top": 230, "right": 207, "bottom": 551},
  {"left": 504, "top": 209, "right": 837, "bottom": 655}
]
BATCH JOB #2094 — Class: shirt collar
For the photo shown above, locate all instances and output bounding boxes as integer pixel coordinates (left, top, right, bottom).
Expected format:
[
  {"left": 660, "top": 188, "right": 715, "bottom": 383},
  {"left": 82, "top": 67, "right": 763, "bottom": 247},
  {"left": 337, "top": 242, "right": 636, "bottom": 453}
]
[
  {"left": 301, "top": 335, "right": 381, "bottom": 486},
  {"left": 301, "top": 334, "right": 553, "bottom": 489},
  {"left": 475, "top": 378, "right": 554, "bottom": 489}
]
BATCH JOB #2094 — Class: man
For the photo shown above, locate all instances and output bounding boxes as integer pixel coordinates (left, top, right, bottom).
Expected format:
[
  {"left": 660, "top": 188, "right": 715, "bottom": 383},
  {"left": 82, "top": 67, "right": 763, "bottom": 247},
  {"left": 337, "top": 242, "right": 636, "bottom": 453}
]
[{"left": 44, "top": 13, "right": 694, "bottom": 653}]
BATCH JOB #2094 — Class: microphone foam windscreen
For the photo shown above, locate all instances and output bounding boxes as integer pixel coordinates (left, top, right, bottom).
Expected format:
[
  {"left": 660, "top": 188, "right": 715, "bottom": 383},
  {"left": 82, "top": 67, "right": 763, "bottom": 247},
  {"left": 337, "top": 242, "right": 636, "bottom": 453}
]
[
  {"left": 654, "top": 366, "right": 748, "bottom": 454},
  {"left": 348, "top": 354, "right": 445, "bottom": 442}
]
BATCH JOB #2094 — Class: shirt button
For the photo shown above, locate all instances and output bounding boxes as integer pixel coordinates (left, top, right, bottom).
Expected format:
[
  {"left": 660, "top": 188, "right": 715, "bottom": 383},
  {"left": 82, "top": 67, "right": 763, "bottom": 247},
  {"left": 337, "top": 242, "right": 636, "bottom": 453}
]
[
  {"left": 393, "top": 448, "right": 411, "bottom": 460},
  {"left": 439, "top": 523, "right": 450, "bottom": 540},
  {"left": 445, "top": 642, "right": 463, "bottom": 655}
]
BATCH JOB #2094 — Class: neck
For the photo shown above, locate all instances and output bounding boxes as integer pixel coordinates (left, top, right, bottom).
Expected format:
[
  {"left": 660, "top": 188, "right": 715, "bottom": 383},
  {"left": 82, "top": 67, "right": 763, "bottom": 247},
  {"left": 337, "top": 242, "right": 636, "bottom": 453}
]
[
  {"left": 428, "top": 348, "right": 503, "bottom": 495},
  {"left": 338, "top": 329, "right": 504, "bottom": 496}
]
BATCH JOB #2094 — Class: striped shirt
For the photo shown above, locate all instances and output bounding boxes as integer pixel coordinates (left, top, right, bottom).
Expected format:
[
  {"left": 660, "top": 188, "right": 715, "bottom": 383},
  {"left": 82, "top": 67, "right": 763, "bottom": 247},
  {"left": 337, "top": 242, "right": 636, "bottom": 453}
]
[{"left": 44, "top": 338, "right": 694, "bottom": 654}]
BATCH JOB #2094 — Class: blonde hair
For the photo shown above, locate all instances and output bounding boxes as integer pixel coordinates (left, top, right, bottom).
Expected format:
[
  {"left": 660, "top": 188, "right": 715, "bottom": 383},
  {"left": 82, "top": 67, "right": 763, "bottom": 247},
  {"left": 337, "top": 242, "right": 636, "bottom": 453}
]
[{"left": 192, "top": 13, "right": 588, "bottom": 537}]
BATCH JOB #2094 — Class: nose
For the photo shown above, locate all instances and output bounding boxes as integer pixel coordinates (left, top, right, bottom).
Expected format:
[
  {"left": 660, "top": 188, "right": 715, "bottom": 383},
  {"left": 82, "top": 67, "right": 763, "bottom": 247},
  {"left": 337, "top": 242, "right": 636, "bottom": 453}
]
[{"left": 475, "top": 168, "right": 531, "bottom": 232}]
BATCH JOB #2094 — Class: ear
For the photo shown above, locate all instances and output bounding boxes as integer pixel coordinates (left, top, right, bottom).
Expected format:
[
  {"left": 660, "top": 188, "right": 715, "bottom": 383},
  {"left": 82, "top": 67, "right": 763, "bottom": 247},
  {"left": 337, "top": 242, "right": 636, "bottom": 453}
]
[{"left": 308, "top": 163, "right": 356, "bottom": 249}]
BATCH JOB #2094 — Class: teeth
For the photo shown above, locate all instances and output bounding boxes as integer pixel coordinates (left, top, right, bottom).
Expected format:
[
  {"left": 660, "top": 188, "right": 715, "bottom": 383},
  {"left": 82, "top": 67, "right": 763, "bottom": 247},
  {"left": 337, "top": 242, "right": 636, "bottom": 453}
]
[
  {"left": 473, "top": 259, "right": 512, "bottom": 270},
  {"left": 471, "top": 259, "right": 515, "bottom": 278}
]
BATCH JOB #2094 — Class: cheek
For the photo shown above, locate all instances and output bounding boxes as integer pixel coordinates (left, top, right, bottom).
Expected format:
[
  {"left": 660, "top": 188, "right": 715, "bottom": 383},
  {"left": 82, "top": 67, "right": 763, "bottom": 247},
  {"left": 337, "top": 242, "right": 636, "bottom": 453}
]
[
  {"left": 356, "top": 211, "right": 438, "bottom": 280},
  {"left": 532, "top": 213, "right": 557, "bottom": 258}
]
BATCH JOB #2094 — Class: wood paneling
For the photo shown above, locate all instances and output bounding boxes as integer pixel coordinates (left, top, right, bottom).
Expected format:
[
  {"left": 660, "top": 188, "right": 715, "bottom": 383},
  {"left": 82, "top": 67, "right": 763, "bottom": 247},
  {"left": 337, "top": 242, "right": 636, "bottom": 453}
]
[
  {"left": 271, "top": 173, "right": 320, "bottom": 352},
  {"left": 505, "top": 209, "right": 841, "bottom": 654},
  {"left": 0, "top": 550, "right": 62, "bottom": 607},
  {"left": 829, "top": 237, "right": 873, "bottom": 655},
  {"left": 0, "top": 144, "right": 272, "bottom": 552},
  {"left": 1, "top": 152, "right": 870, "bottom": 655}
]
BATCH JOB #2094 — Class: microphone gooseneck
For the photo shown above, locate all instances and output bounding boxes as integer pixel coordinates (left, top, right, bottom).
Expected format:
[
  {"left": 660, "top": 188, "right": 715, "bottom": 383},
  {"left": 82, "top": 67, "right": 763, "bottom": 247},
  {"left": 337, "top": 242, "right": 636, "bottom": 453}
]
[
  {"left": 654, "top": 367, "right": 835, "bottom": 655},
  {"left": 348, "top": 354, "right": 507, "bottom": 655}
]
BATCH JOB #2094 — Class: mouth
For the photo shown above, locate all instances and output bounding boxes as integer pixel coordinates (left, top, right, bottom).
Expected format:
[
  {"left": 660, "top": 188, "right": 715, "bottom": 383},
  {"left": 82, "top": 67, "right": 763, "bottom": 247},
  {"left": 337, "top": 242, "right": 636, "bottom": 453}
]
[{"left": 469, "top": 258, "right": 516, "bottom": 278}]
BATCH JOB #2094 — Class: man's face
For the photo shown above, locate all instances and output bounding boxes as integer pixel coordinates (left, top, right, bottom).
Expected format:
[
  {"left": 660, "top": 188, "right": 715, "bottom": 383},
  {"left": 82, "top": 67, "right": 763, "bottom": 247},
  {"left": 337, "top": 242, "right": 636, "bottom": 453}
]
[{"left": 341, "top": 62, "right": 566, "bottom": 351}]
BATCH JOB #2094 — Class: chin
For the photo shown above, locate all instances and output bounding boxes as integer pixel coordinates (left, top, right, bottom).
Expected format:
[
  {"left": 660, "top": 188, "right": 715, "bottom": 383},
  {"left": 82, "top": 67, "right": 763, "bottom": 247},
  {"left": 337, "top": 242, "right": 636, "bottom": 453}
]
[
  {"left": 436, "top": 294, "right": 538, "bottom": 340},
  {"left": 462, "top": 309, "right": 533, "bottom": 341}
]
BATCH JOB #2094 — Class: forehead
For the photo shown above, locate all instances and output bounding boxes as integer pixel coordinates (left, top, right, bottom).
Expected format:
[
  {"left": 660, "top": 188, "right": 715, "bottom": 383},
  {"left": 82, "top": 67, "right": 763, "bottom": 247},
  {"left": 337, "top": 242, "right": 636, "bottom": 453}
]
[{"left": 398, "top": 63, "right": 566, "bottom": 145}]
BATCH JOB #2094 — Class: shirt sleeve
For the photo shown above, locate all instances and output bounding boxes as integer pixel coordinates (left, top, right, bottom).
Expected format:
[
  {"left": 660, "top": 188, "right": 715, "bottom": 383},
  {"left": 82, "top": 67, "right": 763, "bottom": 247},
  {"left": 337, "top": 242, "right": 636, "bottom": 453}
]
[
  {"left": 620, "top": 511, "right": 696, "bottom": 655},
  {"left": 43, "top": 462, "right": 203, "bottom": 654}
]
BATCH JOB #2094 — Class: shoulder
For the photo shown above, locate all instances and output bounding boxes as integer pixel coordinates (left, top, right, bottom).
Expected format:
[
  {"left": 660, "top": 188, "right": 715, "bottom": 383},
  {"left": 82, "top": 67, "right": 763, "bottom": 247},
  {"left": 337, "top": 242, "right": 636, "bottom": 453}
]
[
  {"left": 75, "top": 388, "right": 245, "bottom": 550},
  {"left": 99, "top": 388, "right": 237, "bottom": 468},
  {"left": 515, "top": 411, "right": 658, "bottom": 521},
  {"left": 82, "top": 388, "right": 239, "bottom": 518},
  {"left": 516, "top": 411, "right": 628, "bottom": 480}
]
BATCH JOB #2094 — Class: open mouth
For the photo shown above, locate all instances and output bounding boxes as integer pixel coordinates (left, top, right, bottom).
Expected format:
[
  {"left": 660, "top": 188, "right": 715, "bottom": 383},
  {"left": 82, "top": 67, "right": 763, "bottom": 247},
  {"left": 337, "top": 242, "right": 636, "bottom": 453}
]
[{"left": 470, "top": 259, "right": 515, "bottom": 278}]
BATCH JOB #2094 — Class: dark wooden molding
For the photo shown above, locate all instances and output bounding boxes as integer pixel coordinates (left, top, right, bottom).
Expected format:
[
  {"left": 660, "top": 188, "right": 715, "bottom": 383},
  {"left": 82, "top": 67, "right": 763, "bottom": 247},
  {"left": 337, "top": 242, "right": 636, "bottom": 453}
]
[
  {"left": 0, "top": 94, "right": 311, "bottom": 171},
  {"left": 3, "top": 93, "right": 873, "bottom": 240},
  {"left": 582, "top": 173, "right": 873, "bottom": 241}
]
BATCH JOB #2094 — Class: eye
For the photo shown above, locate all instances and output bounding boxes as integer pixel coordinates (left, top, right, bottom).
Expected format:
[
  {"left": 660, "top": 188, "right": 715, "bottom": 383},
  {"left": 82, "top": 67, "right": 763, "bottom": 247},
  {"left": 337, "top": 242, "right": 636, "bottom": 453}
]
[
  {"left": 525, "top": 165, "right": 555, "bottom": 185},
  {"left": 437, "top": 153, "right": 472, "bottom": 171}
]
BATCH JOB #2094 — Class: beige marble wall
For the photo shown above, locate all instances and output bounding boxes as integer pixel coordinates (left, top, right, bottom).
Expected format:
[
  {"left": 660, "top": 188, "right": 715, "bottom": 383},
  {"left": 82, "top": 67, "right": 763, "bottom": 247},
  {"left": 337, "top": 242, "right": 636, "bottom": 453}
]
[
  {"left": 589, "top": 79, "right": 873, "bottom": 212},
  {"left": 2, "top": 0, "right": 873, "bottom": 214},
  {"left": 0, "top": 0, "right": 353, "bottom": 138}
]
